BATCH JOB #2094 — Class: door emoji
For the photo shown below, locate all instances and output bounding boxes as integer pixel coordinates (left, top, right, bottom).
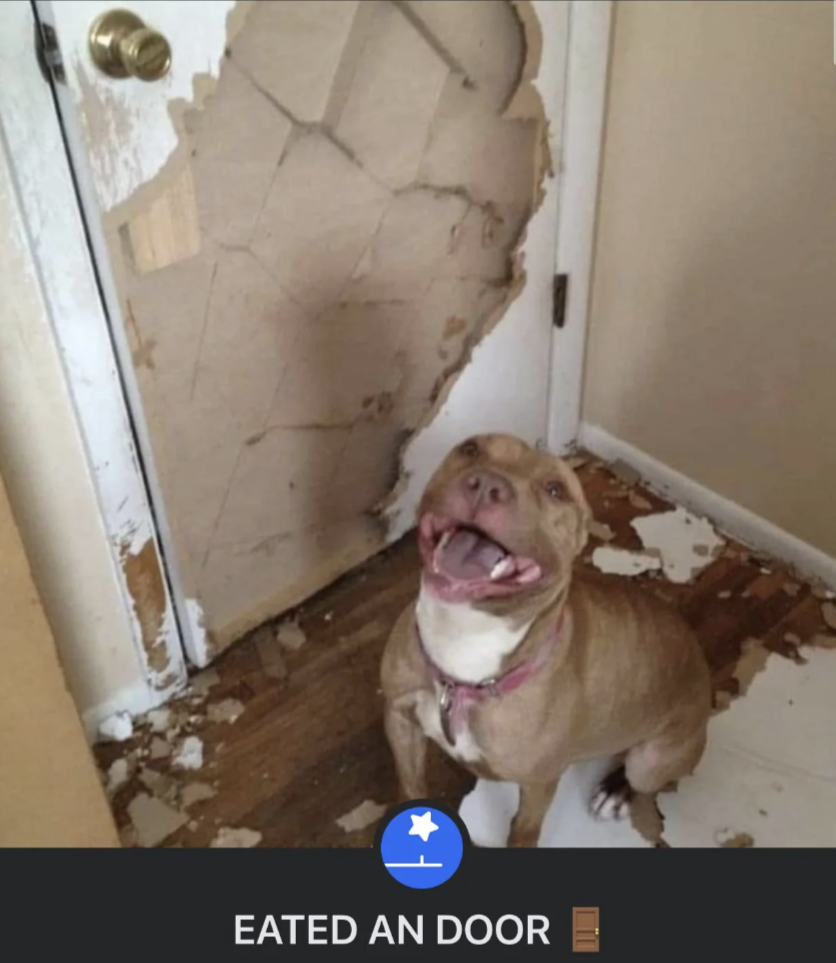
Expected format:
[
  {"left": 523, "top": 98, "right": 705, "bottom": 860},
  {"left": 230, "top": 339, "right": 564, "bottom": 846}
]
[{"left": 572, "top": 907, "right": 599, "bottom": 952}]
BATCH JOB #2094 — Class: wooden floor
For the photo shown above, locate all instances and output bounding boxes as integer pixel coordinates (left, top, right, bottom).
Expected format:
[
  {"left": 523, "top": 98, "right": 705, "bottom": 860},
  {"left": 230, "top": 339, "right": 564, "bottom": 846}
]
[{"left": 96, "top": 454, "right": 835, "bottom": 848}]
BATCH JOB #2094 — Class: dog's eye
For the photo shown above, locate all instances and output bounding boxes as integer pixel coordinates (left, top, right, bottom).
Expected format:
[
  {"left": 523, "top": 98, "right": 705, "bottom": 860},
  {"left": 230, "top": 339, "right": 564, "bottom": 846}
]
[
  {"left": 459, "top": 440, "right": 479, "bottom": 458},
  {"left": 544, "top": 480, "right": 565, "bottom": 500}
]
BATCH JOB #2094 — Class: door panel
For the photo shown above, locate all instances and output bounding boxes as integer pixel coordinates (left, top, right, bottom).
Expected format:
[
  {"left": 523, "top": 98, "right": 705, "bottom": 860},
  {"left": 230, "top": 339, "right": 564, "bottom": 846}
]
[{"left": 44, "top": 0, "right": 565, "bottom": 658}]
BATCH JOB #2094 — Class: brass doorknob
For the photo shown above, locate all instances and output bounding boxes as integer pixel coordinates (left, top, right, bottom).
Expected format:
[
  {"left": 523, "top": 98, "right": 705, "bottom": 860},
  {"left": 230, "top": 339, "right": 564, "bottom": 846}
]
[{"left": 89, "top": 9, "right": 171, "bottom": 82}]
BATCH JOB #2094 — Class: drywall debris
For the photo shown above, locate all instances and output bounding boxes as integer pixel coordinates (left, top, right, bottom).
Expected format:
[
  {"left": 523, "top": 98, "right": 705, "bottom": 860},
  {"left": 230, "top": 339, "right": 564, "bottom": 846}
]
[
  {"left": 207, "top": 698, "right": 245, "bottom": 725},
  {"left": 276, "top": 619, "right": 307, "bottom": 651},
  {"left": 336, "top": 799, "right": 387, "bottom": 834},
  {"left": 732, "top": 638, "right": 770, "bottom": 697},
  {"left": 631, "top": 507, "right": 725, "bottom": 584},
  {"left": 127, "top": 793, "right": 188, "bottom": 848},
  {"left": 716, "top": 829, "right": 754, "bottom": 848},
  {"left": 181, "top": 782, "right": 217, "bottom": 808},
  {"left": 172, "top": 735, "right": 204, "bottom": 771},
  {"left": 718, "top": 590, "right": 732, "bottom": 600},
  {"left": 821, "top": 603, "right": 836, "bottom": 631},
  {"left": 628, "top": 492, "right": 653, "bottom": 511},
  {"left": 106, "top": 758, "right": 131, "bottom": 795},
  {"left": 782, "top": 582, "right": 801, "bottom": 597},
  {"left": 98, "top": 711, "right": 133, "bottom": 743},
  {"left": 812, "top": 584, "right": 835, "bottom": 601},
  {"left": 253, "top": 625, "right": 289, "bottom": 680},
  {"left": 610, "top": 459, "right": 641, "bottom": 488},
  {"left": 587, "top": 519, "right": 615, "bottom": 542},
  {"left": 138, "top": 766, "right": 179, "bottom": 803},
  {"left": 150, "top": 737, "right": 171, "bottom": 760},
  {"left": 146, "top": 707, "right": 172, "bottom": 733},
  {"left": 591, "top": 546, "right": 662, "bottom": 577},
  {"left": 210, "top": 826, "right": 262, "bottom": 848},
  {"left": 190, "top": 668, "right": 221, "bottom": 698}
]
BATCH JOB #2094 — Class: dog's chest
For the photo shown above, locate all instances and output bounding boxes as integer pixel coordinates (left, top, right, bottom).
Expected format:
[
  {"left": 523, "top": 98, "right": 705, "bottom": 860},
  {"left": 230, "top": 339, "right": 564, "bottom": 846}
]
[
  {"left": 413, "top": 588, "right": 532, "bottom": 765},
  {"left": 414, "top": 686, "right": 483, "bottom": 763}
]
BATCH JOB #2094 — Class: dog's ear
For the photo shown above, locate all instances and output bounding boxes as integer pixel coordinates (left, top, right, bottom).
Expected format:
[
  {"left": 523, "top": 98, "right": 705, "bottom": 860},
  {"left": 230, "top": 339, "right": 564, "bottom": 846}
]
[{"left": 557, "top": 459, "right": 592, "bottom": 555}]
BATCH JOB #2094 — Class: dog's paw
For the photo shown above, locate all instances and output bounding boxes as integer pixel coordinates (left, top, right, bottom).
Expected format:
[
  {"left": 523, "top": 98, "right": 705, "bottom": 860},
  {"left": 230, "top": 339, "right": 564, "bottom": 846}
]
[{"left": 591, "top": 768, "right": 634, "bottom": 821}]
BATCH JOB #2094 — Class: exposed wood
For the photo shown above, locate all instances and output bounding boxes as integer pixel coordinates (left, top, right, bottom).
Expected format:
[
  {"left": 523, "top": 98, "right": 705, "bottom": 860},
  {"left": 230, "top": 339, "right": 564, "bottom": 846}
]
[{"left": 95, "top": 454, "right": 836, "bottom": 847}]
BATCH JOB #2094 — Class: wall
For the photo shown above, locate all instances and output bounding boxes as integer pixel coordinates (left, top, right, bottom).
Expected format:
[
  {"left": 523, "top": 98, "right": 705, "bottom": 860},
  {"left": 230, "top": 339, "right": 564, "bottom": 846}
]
[
  {"left": 0, "top": 467, "right": 118, "bottom": 846},
  {"left": 583, "top": 0, "right": 836, "bottom": 556}
]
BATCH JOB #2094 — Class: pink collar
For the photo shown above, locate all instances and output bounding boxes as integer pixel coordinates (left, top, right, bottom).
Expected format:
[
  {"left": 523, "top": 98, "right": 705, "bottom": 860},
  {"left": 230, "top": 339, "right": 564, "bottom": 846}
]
[{"left": 417, "top": 608, "right": 567, "bottom": 745}]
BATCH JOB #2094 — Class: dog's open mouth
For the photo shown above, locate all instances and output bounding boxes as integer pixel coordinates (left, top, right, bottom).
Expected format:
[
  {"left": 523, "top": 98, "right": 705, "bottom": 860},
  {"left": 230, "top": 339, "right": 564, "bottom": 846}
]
[{"left": 419, "top": 514, "right": 543, "bottom": 596}]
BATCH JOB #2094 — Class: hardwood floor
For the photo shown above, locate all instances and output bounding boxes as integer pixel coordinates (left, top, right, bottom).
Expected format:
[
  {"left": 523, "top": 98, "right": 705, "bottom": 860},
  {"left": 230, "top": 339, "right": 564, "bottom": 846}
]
[{"left": 95, "top": 454, "right": 836, "bottom": 848}]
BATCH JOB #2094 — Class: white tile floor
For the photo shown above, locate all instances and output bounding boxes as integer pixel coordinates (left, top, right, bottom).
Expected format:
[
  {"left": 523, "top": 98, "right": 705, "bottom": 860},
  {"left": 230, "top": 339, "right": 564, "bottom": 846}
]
[{"left": 460, "top": 645, "right": 836, "bottom": 848}]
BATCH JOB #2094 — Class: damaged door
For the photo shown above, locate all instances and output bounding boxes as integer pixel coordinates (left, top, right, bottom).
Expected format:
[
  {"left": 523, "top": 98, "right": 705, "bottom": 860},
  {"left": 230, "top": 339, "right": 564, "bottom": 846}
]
[{"left": 37, "top": 0, "right": 569, "bottom": 667}]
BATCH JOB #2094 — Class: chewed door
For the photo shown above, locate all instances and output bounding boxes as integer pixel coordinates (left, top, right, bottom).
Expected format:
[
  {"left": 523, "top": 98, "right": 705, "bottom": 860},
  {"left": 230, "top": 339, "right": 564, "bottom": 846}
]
[{"left": 39, "top": 0, "right": 569, "bottom": 665}]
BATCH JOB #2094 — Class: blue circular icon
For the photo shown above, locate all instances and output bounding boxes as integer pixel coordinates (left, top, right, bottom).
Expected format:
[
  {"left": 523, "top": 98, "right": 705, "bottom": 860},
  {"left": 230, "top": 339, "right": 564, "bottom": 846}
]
[{"left": 379, "top": 805, "right": 464, "bottom": 889}]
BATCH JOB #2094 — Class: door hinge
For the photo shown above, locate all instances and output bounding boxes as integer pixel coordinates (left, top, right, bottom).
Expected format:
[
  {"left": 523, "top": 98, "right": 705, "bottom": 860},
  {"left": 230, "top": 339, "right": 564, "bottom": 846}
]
[
  {"left": 35, "top": 22, "right": 66, "bottom": 85},
  {"left": 553, "top": 273, "right": 569, "bottom": 329}
]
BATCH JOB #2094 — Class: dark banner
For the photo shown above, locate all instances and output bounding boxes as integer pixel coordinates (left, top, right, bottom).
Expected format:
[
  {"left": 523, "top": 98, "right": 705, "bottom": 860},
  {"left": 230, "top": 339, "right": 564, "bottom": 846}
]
[{"left": 3, "top": 801, "right": 826, "bottom": 959}]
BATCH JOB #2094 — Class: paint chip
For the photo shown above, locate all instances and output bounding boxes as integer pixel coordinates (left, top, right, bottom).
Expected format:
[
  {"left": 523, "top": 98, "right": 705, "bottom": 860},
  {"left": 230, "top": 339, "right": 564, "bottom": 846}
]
[
  {"left": 587, "top": 519, "right": 615, "bottom": 542},
  {"left": 628, "top": 491, "right": 653, "bottom": 511},
  {"left": 565, "top": 455, "right": 588, "bottom": 471},
  {"left": 207, "top": 698, "right": 245, "bottom": 725},
  {"left": 336, "top": 799, "right": 387, "bottom": 833},
  {"left": 591, "top": 546, "right": 662, "bottom": 577},
  {"left": 138, "top": 766, "right": 179, "bottom": 803},
  {"left": 210, "top": 826, "right": 262, "bottom": 848},
  {"left": 172, "top": 735, "right": 204, "bottom": 771},
  {"left": 732, "top": 638, "right": 770, "bottom": 697},
  {"left": 782, "top": 582, "right": 801, "bottom": 597},
  {"left": 276, "top": 619, "right": 307, "bottom": 651},
  {"left": 150, "top": 737, "right": 171, "bottom": 760},
  {"left": 821, "top": 602, "right": 836, "bottom": 631},
  {"left": 106, "top": 758, "right": 130, "bottom": 795},
  {"left": 98, "top": 711, "right": 133, "bottom": 743},
  {"left": 127, "top": 793, "right": 188, "bottom": 848},
  {"left": 630, "top": 507, "right": 725, "bottom": 584},
  {"left": 181, "top": 782, "right": 217, "bottom": 808},
  {"left": 812, "top": 584, "right": 835, "bottom": 601},
  {"left": 718, "top": 590, "right": 732, "bottom": 600}
]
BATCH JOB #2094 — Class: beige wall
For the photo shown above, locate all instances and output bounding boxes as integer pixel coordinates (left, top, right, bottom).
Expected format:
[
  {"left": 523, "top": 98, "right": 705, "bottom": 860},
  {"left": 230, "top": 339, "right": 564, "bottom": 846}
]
[
  {"left": 584, "top": 0, "right": 836, "bottom": 555},
  {"left": 0, "top": 469, "right": 118, "bottom": 847}
]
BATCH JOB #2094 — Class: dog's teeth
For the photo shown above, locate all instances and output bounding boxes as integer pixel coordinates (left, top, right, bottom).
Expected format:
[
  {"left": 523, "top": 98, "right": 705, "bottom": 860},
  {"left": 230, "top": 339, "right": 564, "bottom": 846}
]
[
  {"left": 490, "top": 558, "right": 514, "bottom": 580},
  {"left": 438, "top": 530, "right": 452, "bottom": 550}
]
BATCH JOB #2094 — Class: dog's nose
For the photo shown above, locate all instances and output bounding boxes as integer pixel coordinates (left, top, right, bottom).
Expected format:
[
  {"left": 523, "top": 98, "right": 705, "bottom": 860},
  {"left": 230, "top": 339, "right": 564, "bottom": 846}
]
[{"left": 463, "top": 470, "right": 514, "bottom": 506}]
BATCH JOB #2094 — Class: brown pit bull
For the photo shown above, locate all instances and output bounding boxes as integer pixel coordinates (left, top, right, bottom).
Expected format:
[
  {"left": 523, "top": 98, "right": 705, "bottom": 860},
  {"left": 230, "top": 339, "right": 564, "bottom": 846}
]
[{"left": 380, "top": 434, "right": 712, "bottom": 847}]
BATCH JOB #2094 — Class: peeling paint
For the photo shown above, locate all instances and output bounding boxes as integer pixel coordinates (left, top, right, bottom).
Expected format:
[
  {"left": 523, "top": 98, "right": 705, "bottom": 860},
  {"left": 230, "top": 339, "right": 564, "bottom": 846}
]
[{"left": 631, "top": 507, "right": 725, "bottom": 584}]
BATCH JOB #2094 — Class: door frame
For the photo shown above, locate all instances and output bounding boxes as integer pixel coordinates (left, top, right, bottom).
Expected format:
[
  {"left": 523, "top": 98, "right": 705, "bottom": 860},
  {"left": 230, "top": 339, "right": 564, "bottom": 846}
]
[{"left": 3, "top": 0, "right": 611, "bottom": 729}]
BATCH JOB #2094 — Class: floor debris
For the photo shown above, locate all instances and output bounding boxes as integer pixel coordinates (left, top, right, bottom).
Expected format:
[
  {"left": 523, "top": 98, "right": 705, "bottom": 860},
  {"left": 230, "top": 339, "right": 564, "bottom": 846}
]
[
  {"left": 732, "top": 638, "right": 770, "bottom": 696},
  {"left": 717, "top": 830, "right": 755, "bottom": 848},
  {"left": 190, "top": 668, "right": 221, "bottom": 698},
  {"left": 210, "top": 826, "right": 262, "bottom": 848},
  {"left": 172, "top": 736, "right": 204, "bottom": 771},
  {"left": 276, "top": 619, "right": 307, "bottom": 651},
  {"left": 628, "top": 491, "right": 653, "bottom": 511},
  {"left": 207, "top": 698, "right": 245, "bottom": 725},
  {"left": 146, "top": 708, "right": 172, "bottom": 734},
  {"left": 610, "top": 459, "right": 641, "bottom": 488},
  {"left": 127, "top": 793, "right": 188, "bottom": 848},
  {"left": 821, "top": 602, "right": 836, "bottom": 631},
  {"left": 138, "top": 766, "right": 179, "bottom": 803},
  {"left": 336, "top": 799, "right": 387, "bottom": 834},
  {"left": 150, "top": 737, "right": 171, "bottom": 760},
  {"left": 98, "top": 711, "right": 133, "bottom": 743},
  {"left": 181, "top": 782, "right": 217, "bottom": 808},
  {"left": 631, "top": 506, "right": 725, "bottom": 583},
  {"left": 106, "top": 758, "right": 130, "bottom": 795},
  {"left": 253, "top": 625, "right": 290, "bottom": 680},
  {"left": 587, "top": 519, "right": 615, "bottom": 542},
  {"left": 591, "top": 545, "right": 662, "bottom": 577}
]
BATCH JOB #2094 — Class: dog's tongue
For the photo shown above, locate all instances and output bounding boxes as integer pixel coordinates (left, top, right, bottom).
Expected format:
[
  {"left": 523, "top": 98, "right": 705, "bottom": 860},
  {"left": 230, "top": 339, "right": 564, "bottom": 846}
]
[{"left": 439, "top": 529, "right": 507, "bottom": 581}]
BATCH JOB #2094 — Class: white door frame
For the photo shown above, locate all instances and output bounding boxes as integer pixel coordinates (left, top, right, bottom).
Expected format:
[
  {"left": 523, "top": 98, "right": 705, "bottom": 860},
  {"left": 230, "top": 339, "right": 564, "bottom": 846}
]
[{"left": 2, "top": 0, "right": 611, "bottom": 729}]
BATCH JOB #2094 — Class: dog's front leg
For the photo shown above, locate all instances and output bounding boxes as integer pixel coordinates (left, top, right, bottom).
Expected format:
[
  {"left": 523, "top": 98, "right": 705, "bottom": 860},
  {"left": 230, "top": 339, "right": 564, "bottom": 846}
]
[
  {"left": 384, "top": 700, "right": 428, "bottom": 801},
  {"left": 508, "top": 777, "right": 562, "bottom": 848}
]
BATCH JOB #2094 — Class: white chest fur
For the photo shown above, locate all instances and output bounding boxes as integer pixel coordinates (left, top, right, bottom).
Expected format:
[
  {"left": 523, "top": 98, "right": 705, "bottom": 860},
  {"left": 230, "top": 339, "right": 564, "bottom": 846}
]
[{"left": 414, "top": 585, "right": 533, "bottom": 764}]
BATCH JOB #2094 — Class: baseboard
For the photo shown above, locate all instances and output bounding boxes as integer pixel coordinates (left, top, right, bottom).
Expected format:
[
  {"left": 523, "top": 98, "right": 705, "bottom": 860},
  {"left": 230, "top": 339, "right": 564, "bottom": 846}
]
[
  {"left": 579, "top": 423, "right": 836, "bottom": 590},
  {"left": 80, "top": 678, "right": 181, "bottom": 745}
]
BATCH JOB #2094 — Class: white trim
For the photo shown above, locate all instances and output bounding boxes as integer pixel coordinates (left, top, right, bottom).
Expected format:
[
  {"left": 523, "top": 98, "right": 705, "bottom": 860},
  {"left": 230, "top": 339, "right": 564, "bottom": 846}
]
[
  {"left": 0, "top": 1, "right": 187, "bottom": 723},
  {"left": 547, "top": 0, "right": 613, "bottom": 454},
  {"left": 579, "top": 423, "right": 836, "bottom": 590}
]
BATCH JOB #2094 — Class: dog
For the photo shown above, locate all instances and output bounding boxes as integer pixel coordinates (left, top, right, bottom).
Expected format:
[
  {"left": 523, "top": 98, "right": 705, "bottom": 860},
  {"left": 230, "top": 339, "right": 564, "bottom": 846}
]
[{"left": 380, "top": 433, "right": 712, "bottom": 847}]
